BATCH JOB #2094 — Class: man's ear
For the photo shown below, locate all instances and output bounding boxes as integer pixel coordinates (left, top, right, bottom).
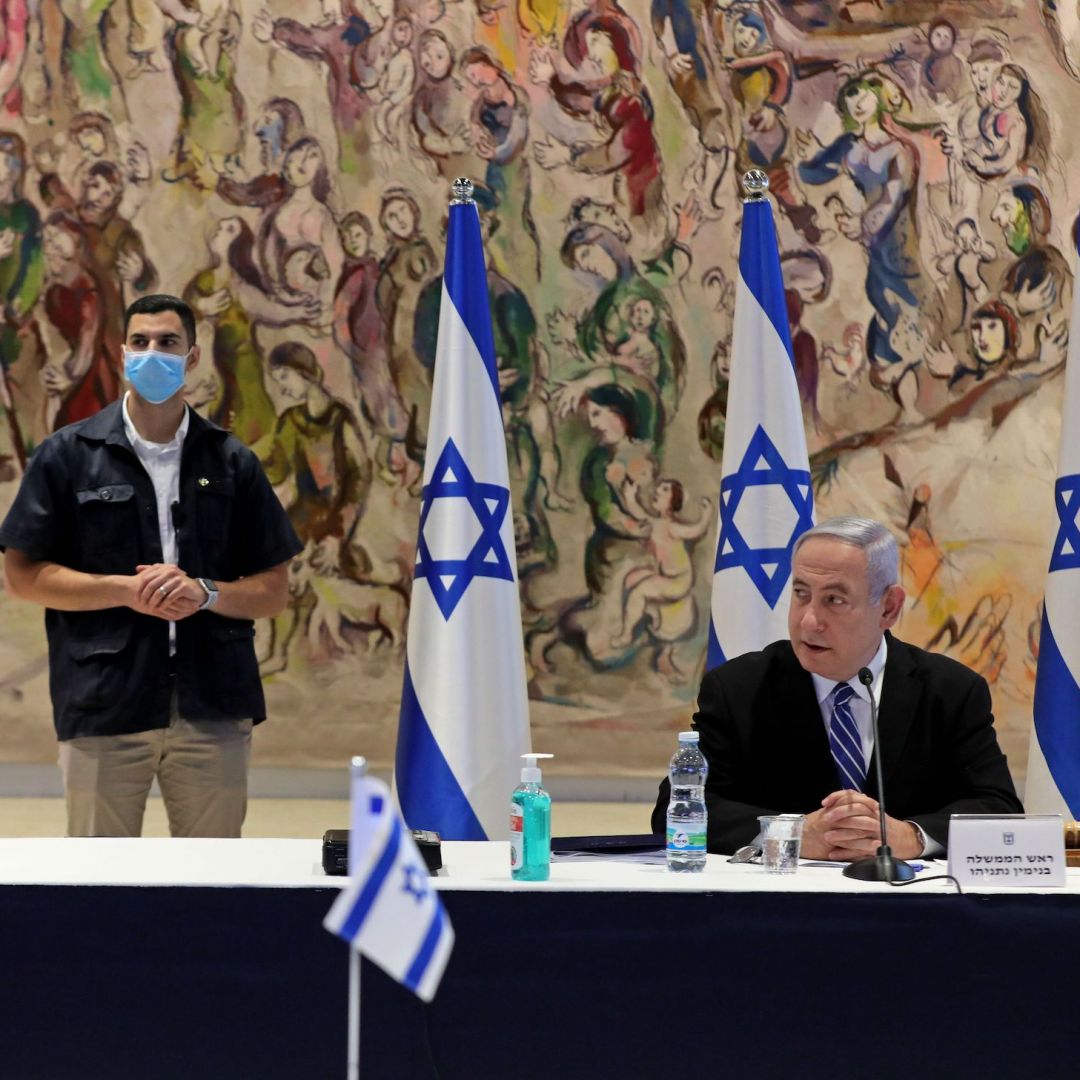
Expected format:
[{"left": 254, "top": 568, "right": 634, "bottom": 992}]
[
  {"left": 186, "top": 344, "right": 201, "bottom": 372},
  {"left": 880, "top": 584, "right": 906, "bottom": 628}
]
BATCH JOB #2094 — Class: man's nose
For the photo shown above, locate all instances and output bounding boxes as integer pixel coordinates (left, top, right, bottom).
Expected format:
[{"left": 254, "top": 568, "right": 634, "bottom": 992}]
[{"left": 801, "top": 603, "right": 825, "bottom": 632}]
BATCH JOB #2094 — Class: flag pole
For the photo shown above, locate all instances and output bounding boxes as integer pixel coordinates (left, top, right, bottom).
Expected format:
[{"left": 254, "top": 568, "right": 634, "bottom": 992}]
[{"left": 346, "top": 756, "right": 367, "bottom": 1080}]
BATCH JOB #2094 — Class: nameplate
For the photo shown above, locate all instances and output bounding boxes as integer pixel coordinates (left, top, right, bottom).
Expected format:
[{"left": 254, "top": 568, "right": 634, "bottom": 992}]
[{"left": 947, "top": 814, "right": 1065, "bottom": 887}]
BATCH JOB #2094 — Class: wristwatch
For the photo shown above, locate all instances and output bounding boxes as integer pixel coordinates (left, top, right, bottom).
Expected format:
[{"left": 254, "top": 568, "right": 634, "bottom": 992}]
[{"left": 196, "top": 578, "right": 220, "bottom": 611}]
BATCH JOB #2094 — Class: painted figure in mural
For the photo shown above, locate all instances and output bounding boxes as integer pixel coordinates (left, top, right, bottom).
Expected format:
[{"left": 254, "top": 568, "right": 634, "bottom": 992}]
[
  {"left": 216, "top": 98, "right": 306, "bottom": 210},
  {"left": 924, "top": 295, "right": 1066, "bottom": 432},
  {"left": 76, "top": 160, "right": 159, "bottom": 364},
  {"left": 0, "top": 130, "right": 45, "bottom": 465},
  {"left": 126, "top": 0, "right": 170, "bottom": 76},
  {"left": 372, "top": 16, "right": 416, "bottom": 150},
  {"left": 944, "top": 300, "right": 1019, "bottom": 391},
  {"left": 947, "top": 61, "right": 1047, "bottom": 180},
  {"left": 534, "top": 23, "right": 663, "bottom": 230},
  {"left": 988, "top": 176, "right": 1071, "bottom": 363},
  {"left": 650, "top": 0, "right": 730, "bottom": 210},
  {"left": 0, "top": 0, "right": 28, "bottom": 117},
  {"left": 462, "top": 47, "right": 541, "bottom": 281},
  {"left": 256, "top": 341, "right": 374, "bottom": 673},
  {"left": 375, "top": 187, "right": 436, "bottom": 464},
  {"left": 934, "top": 35, "right": 1006, "bottom": 215},
  {"left": 253, "top": 0, "right": 372, "bottom": 173},
  {"left": 185, "top": 216, "right": 320, "bottom": 445},
  {"left": 550, "top": 383, "right": 658, "bottom": 668},
  {"left": 55, "top": 0, "right": 127, "bottom": 119},
  {"left": 412, "top": 29, "right": 479, "bottom": 184},
  {"left": 164, "top": 0, "right": 244, "bottom": 189},
  {"left": 938, "top": 217, "right": 997, "bottom": 334},
  {"left": 723, "top": 8, "right": 823, "bottom": 244},
  {"left": 781, "top": 247, "right": 833, "bottom": 427},
  {"left": 35, "top": 111, "right": 152, "bottom": 221},
  {"left": 332, "top": 210, "right": 417, "bottom": 491},
  {"left": 261, "top": 136, "right": 342, "bottom": 328},
  {"left": 530, "top": 0, "right": 643, "bottom": 118},
  {"left": 613, "top": 475, "right": 710, "bottom": 676},
  {"left": 39, "top": 209, "right": 116, "bottom": 431},
  {"left": 549, "top": 198, "right": 698, "bottom": 447},
  {"left": 798, "top": 70, "right": 942, "bottom": 416},
  {"left": 490, "top": 252, "right": 567, "bottom": 590},
  {"left": 921, "top": 17, "right": 966, "bottom": 104}
]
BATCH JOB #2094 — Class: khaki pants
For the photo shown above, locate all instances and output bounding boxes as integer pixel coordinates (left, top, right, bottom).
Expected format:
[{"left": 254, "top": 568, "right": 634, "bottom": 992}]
[{"left": 59, "top": 696, "right": 252, "bottom": 837}]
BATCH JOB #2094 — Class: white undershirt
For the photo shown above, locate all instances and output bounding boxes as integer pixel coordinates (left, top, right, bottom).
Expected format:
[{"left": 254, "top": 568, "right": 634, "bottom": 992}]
[
  {"left": 122, "top": 393, "right": 189, "bottom": 652},
  {"left": 809, "top": 637, "right": 941, "bottom": 857}
]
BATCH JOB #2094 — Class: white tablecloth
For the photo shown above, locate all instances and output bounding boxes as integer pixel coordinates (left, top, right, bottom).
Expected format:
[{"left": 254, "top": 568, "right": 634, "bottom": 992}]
[{"left": 1, "top": 836, "right": 1076, "bottom": 896}]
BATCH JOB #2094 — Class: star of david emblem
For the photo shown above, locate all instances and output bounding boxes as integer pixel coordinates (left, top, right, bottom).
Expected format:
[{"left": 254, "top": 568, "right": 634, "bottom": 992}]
[
  {"left": 402, "top": 863, "right": 429, "bottom": 903},
  {"left": 715, "top": 425, "right": 814, "bottom": 609},
  {"left": 1050, "top": 474, "right": 1080, "bottom": 573},
  {"left": 415, "top": 438, "right": 513, "bottom": 620}
]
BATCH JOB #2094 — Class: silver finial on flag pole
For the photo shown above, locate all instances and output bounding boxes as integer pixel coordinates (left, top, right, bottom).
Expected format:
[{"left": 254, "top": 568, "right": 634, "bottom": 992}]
[
  {"left": 741, "top": 170, "right": 769, "bottom": 203},
  {"left": 350, "top": 755, "right": 368, "bottom": 777},
  {"left": 450, "top": 177, "right": 475, "bottom": 206}
]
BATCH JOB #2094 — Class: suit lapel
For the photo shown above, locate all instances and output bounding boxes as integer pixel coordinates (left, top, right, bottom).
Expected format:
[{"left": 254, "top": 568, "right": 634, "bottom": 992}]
[
  {"left": 769, "top": 644, "right": 837, "bottom": 795},
  {"left": 867, "top": 632, "right": 919, "bottom": 796}
]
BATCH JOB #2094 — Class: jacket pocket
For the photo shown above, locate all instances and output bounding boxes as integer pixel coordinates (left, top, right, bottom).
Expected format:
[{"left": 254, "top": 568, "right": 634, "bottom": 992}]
[
  {"left": 66, "top": 627, "right": 134, "bottom": 710},
  {"left": 75, "top": 484, "right": 139, "bottom": 562}
]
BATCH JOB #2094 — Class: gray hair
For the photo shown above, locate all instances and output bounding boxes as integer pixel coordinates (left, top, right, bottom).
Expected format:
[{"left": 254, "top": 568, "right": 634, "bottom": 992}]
[{"left": 792, "top": 517, "right": 899, "bottom": 600}]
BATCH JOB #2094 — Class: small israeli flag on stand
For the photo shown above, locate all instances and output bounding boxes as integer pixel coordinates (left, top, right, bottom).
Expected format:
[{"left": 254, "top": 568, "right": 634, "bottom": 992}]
[
  {"left": 324, "top": 760, "right": 454, "bottom": 1002},
  {"left": 395, "top": 177, "right": 531, "bottom": 839},
  {"left": 708, "top": 171, "right": 814, "bottom": 669},
  {"left": 1029, "top": 254, "right": 1080, "bottom": 817}
]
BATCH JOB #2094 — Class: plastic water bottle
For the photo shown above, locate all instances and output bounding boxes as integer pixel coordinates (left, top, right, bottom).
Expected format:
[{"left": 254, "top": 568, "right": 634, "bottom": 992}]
[{"left": 666, "top": 731, "right": 708, "bottom": 872}]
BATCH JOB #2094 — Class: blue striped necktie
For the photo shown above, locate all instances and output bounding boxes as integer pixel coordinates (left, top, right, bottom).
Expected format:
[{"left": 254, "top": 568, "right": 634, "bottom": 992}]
[{"left": 828, "top": 682, "right": 866, "bottom": 791}]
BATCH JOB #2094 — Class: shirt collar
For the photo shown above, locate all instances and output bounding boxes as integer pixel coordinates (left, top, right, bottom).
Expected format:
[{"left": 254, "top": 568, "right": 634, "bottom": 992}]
[
  {"left": 810, "top": 635, "right": 888, "bottom": 707},
  {"left": 122, "top": 391, "right": 190, "bottom": 452}
]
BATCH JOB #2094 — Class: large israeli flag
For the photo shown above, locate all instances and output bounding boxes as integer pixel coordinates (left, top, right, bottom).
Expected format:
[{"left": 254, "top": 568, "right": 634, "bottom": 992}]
[
  {"left": 1029, "top": 261, "right": 1080, "bottom": 817},
  {"left": 708, "top": 179, "right": 814, "bottom": 668},
  {"left": 394, "top": 181, "right": 531, "bottom": 840},
  {"left": 324, "top": 772, "right": 454, "bottom": 1002}
]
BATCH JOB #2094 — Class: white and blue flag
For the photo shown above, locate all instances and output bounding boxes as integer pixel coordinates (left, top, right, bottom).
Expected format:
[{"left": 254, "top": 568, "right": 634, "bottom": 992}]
[
  {"left": 324, "top": 772, "right": 454, "bottom": 1002},
  {"left": 1029, "top": 261, "right": 1080, "bottom": 817},
  {"left": 395, "top": 184, "right": 531, "bottom": 840},
  {"left": 708, "top": 188, "right": 814, "bottom": 668}
]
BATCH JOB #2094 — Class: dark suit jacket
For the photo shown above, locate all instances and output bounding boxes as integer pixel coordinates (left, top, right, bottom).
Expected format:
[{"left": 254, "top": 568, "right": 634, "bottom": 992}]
[{"left": 650, "top": 633, "right": 1023, "bottom": 853}]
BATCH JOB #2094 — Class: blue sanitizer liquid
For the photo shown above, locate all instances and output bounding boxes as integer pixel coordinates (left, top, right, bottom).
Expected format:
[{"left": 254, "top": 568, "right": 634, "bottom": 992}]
[{"left": 510, "top": 783, "right": 551, "bottom": 881}]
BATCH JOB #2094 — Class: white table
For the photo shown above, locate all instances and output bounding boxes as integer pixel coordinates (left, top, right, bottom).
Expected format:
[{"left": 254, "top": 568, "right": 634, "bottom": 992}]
[{"left": 2, "top": 839, "right": 1079, "bottom": 1079}]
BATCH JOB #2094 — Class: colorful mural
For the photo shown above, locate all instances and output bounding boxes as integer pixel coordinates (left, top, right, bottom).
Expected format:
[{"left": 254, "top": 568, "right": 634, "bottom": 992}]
[{"left": 0, "top": 0, "right": 1076, "bottom": 781}]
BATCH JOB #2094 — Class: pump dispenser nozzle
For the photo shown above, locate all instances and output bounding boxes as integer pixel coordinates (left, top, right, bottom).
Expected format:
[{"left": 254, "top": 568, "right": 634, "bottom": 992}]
[{"left": 520, "top": 752, "right": 553, "bottom": 783}]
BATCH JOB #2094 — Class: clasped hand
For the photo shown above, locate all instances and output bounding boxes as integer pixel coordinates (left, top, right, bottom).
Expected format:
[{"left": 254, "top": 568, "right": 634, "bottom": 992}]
[
  {"left": 800, "top": 790, "right": 921, "bottom": 862},
  {"left": 128, "top": 563, "right": 205, "bottom": 621}
]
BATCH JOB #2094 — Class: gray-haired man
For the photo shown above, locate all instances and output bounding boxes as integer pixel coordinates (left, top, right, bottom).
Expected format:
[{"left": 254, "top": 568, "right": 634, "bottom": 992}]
[{"left": 652, "top": 517, "right": 1022, "bottom": 858}]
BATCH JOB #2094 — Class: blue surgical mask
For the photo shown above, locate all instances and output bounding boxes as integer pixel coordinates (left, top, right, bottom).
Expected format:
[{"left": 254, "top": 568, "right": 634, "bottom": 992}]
[{"left": 123, "top": 348, "right": 188, "bottom": 404}]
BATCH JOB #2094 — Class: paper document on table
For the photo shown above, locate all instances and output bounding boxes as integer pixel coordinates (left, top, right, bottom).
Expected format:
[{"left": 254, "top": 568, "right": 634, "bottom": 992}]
[{"left": 551, "top": 849, "right": 668, "bottom": 865}]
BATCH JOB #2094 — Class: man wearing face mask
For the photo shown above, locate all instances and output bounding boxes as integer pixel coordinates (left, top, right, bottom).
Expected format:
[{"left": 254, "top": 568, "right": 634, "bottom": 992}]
[{"left": 0, "top": 294, "right": 303, "bottom": 837}]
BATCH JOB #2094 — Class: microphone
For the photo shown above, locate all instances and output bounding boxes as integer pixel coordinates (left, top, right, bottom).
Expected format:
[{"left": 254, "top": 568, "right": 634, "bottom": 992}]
[{"left": 841, "top": 665, "right": 916, "bottom": 882}]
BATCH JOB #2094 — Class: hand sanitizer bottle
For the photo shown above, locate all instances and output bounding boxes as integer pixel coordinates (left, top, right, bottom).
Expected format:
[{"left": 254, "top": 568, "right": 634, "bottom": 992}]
[{"left": 511, "top": 753, "right": 553, "bottom": 881}]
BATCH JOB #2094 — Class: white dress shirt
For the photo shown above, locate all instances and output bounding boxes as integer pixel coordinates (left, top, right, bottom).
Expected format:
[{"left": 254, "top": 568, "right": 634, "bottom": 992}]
[
  {"left": 122, "top": 393, "right": 190, "bottom": 652},
  {"left": 809, "top": 637, "right": 941, "bottom": 857}
]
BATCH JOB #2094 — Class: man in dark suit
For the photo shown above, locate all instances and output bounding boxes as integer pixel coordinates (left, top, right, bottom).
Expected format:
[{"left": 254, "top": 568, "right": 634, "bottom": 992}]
[{"left": 652, "top": 517, "right": 1022, "bottom": 859}]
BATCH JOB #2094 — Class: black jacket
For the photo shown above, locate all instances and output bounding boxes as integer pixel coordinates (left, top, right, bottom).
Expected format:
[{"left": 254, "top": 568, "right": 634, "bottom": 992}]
[
  {"left": 0, "top": 402, "right": 302, "bottom": 738},
  {"left": 651, "top": 633, "right": 1023, "bottom": 852}
]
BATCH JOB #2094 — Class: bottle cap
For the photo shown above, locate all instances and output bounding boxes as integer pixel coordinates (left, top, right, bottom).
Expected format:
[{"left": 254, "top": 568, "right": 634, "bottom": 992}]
[
  {"left": 520, "top": 752, "right": 553, "bottom": 783},
  {"left": 678, "top": 731, "right": 699, "bottom": 743}
]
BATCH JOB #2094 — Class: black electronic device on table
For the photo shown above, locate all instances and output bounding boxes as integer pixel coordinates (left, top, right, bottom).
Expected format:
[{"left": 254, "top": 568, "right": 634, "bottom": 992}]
[{"left": 322, "top": 828, "right": 443, "bottom": 876}]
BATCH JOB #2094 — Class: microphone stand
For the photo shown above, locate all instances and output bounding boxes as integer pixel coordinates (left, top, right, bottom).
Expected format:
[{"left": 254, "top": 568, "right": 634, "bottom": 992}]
[{"left": 842, "top": 666, "right": 915, "bottom": 882}]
